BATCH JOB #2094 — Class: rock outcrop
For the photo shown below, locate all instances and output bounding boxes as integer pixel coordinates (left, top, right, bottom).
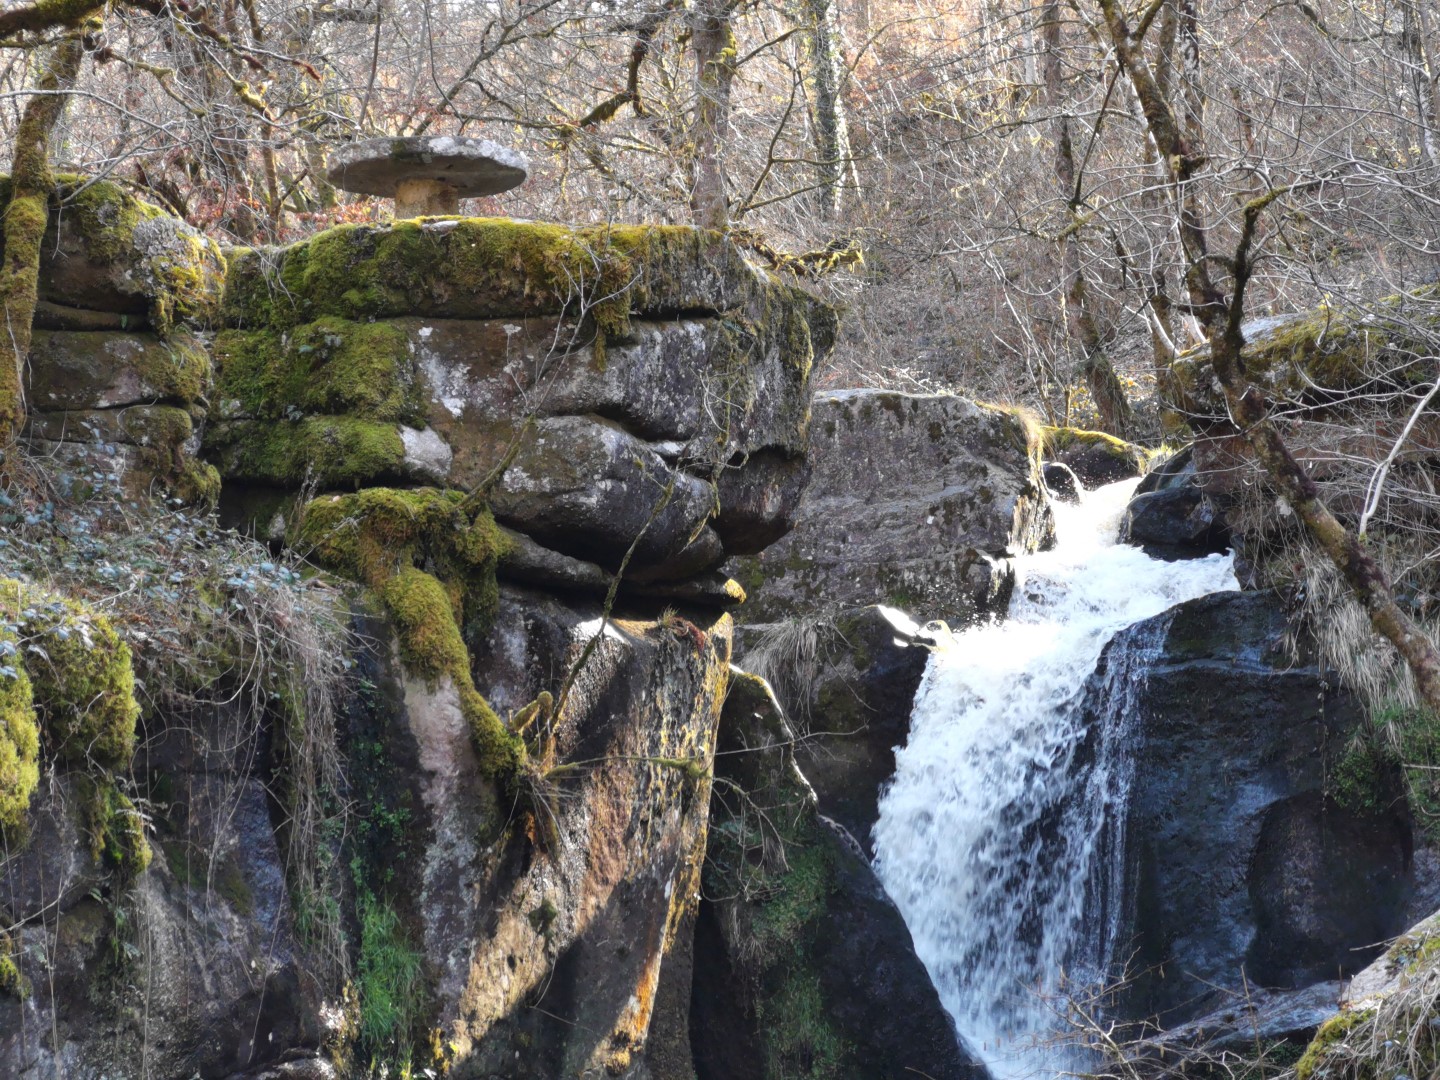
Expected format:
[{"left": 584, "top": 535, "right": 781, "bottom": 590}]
[
  {"left": 738, "top": 605, "right": 930, "bottom": 854},
  {"left": 1094, "top": 590, "right": 1413, "bottom": 1028},
  {"left": 207, "top": 220, "right": 833, "bottom": 595},
  {"left": 357, "top": 588, "right": 731, "bottom": 1079},
  {"left": 2, "top": 196, "right": 980, "bottom": 1080},
  {"left": 692, "top": 671, "right": 986, "bottom": 1080},
  {"left": 730, "top": 390, "right": 1054, "bottom": 624},
  {"left": 12, "top": 178, "right": 225, "bottom": 504}
]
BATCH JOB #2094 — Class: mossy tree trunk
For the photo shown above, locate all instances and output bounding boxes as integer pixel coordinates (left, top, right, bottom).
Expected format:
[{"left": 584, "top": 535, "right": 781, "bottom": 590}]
[
  {"left": 0, "top": 36, "right": 87, "bottom": 445},
  {"left": 800, "top": 0, "right": 850, "bottom": 221},
  {"left": 1098, "top": 0, "right": 1440, "bottom": 713},
  {"left": 690, "top": 0, "right": 740, "bottom": 232}
]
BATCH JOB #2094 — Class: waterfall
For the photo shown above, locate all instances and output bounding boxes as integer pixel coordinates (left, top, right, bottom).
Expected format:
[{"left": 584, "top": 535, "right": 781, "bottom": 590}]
[{"left": 872, "top": 478, "right": 1238, "bottom": 1080}]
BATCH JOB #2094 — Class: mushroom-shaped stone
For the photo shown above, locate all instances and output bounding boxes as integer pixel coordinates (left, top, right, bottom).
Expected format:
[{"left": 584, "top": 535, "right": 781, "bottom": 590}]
[{"left": 327, "top": 136, "right": 528, "bottom": 219}]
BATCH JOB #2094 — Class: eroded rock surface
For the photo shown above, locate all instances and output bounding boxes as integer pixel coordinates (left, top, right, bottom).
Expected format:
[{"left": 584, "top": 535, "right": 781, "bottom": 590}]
[
  {"left": 208, "top": 220, "right": 833, "bottom": 591},
  {"left": 354, "top": 588, "right": 732, "bottom": 1079},
  {"left": 692, "top": 671, "right": 987, "bottom": 1080},
  {"left": 1099, "top": 590, "right": 1412, "bottom": 1027},
  {"left": 730, "top": 390, "right": 1054, "bottom": 623}
]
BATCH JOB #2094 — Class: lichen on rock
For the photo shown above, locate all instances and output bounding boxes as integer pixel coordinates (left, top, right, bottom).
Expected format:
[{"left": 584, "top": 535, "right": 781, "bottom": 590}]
[{"left": 0, "top": 175, "right": 226, "bottom": 334}]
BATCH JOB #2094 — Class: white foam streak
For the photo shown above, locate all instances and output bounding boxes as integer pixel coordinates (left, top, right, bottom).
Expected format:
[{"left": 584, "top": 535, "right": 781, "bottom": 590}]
[{"left": 872, "top": 479, "right": 1238, "bottom": 1080}]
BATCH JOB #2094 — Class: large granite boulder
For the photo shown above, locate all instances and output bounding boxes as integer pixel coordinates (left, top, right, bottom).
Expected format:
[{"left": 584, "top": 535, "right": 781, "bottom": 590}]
[
  {"left": 730, "top": 390, "right": 1054, "bottom": 624},
  {"left": 691, "top": 670, "right": 986, "bottom": 1080},
  {"left": 207, "top": 220, "right": 834, "bottom": 592},
  {"left": 365, "top": 586, "right": 732, "bottom": 1079},
  {"left": 1095, "top": 590, "right": 1413, "bottom": 1027},
  {"left": 1, "top": 176, "right": 226, "bottom": 333},
  {"left": 1119, "top": 446, "right": 1231, "bottom": 560}
]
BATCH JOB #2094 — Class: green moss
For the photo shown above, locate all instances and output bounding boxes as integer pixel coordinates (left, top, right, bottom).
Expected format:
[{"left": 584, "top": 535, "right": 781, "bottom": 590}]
[
  {"left": 0, "top": 632, "right": 39, "bottom": 832},
  {"left": 1329, "top": 738, "right": 1397, "bottom": 817},
  {"left": 1295, "top": 1008, "right": 1373, "bottom": 1080},
  {"left": 221, "top": 219, "right": 762, "bottom": 333},
  {"left": 214, "top": 855, "right": 255, "bottom": 916},
  {"left": 0, "top": 580, "right": 139, "bottom": 767},
  {"left": 82, "top": 778, "right": 152, "bottom": 882},
  {"left": 749, "top": 843, "right": 834, "bottom": 963},
  {"left": 757, "top": 971, "right": 850, "bottom": 1080},
  {"left": 379, "top": 568, "right": 524, "bottom": 784},
  {"left": 131, "top": 332, "right": 211, "bottom": 403},
  {"left": 203, "top": 414, "right": 407, "bottom": 489},
  {"left": 296, "top": 487, "right": 507, "bottom": 625},
  {"left": 213, "top": 316, "right": 421, "bottom": 424},
  {"left": 0, "top": 933, "right": 29, "bottom": 1000},
  {"left": 297, "top": 490, "right": 521, "bottom": 785},
  {"left": 1040, "top": 425, "right": 1151, "bottom": 470}
]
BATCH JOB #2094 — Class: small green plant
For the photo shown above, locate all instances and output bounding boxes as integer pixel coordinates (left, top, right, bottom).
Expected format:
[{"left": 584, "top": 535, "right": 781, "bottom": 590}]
[{"left": 355, "top": 891, "right": 426, "bottom": 1071}]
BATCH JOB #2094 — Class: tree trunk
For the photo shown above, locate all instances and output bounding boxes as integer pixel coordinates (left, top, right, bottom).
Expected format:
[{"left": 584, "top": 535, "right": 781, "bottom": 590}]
[
  {"left": 802, "top": 0, "right": 850, "bottom": 220},
  {"left": 1095, "top": 0, "right": 1440, "bottom": 713},
  {"left": 1041, "top": 0, "right": 1133, "bottom": 435},
  {"left": 690, "top": 0, "right": 739, "bottom": 231},
  {"left": 0, "top": 37, "right": 86, "bottom": 446}
]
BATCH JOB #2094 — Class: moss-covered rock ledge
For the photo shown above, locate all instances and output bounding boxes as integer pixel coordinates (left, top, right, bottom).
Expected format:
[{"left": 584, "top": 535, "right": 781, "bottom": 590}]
[
  {"left": 7, "top": 175, "right": 226, "bottom": 505},
  {"left": 1164, "top": 285, "right": 1440, "bottom": 428},
  {"left": 208, "top": 217, "right": 836, "bottom": 594}
]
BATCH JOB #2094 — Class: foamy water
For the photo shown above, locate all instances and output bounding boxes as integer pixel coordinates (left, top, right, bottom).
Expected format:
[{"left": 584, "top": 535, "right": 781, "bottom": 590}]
[{"left": 872, "top": 479, "right": 1238, "bottom": 1079}]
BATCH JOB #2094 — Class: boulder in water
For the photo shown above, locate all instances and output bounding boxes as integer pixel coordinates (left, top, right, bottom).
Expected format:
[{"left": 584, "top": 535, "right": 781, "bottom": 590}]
[
  {"left": 1120, "top": 446, "right": 1231, "bottom": 559},
  {"left": 1101, "top": 589, "right": 1412, "bottom": 1028}
]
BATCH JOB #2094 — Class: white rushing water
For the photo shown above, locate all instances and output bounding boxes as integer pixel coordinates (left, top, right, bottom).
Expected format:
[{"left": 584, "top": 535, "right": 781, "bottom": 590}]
[{"left": 872, "top": 478, "right": 1239, "bottom": 1080}]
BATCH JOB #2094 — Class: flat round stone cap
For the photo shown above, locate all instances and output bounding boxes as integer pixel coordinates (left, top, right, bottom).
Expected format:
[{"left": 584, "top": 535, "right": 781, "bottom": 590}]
[{"left": 327, "top": 136, "right": 529, "bottom": 198}]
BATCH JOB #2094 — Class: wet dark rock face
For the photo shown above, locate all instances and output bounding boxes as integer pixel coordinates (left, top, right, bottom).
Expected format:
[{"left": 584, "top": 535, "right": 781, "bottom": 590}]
[{"left": 1096, "top": 590, "right": 1412, "bottom": 1028}]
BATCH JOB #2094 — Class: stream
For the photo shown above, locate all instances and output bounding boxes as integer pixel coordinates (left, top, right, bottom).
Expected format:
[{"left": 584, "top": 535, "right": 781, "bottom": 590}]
[{"left": 872, "top": 478, "right": 1239, "bottom": 1079}]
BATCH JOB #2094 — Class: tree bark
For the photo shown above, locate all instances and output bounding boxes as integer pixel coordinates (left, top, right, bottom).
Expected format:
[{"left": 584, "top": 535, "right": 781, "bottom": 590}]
[
  {"left": 690, "top": 0, "right": 739, "bottom": 231},
  {"left": 1041, "top": 0, "right": 1133, "bottom": 435},
  {"left": 801, "top": 0, "right": 850, "bottom": 220},
  {"left": 0, "top": 36, "right": 86, "bottom": 445}
]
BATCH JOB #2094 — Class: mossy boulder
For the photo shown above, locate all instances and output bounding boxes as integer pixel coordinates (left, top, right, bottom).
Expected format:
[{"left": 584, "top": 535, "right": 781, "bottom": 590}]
[
  {"left": 26, "top": 329, "right": 210, "bottom": 410},
  {"left": 0, "top": 175, "right": 225, "bottom": 333},
  {"left": 221, "top": 219, "right": 765, "bottom": 332},
  {"left": 1041, "top": 425, "right": 1151, "bottom": 487},
  {"left": 209, "top": 218, "right": 833, "bottom": 577},
  {"left": 0, "top": 580, "right": 140, "bottom": 769},
  {"left": 1165, "top": 286, "right": 1440, "bottom": 427}
]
